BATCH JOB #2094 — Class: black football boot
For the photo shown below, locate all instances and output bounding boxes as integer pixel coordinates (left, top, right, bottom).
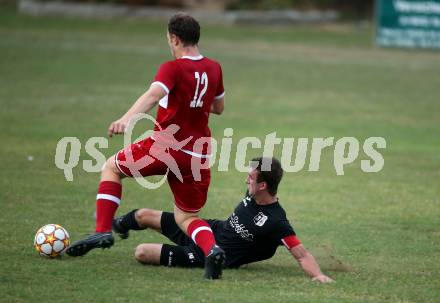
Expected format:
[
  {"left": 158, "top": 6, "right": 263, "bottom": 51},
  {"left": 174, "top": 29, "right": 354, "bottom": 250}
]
[
  {"left": 66, "top": 232, "right": 114, "bottom": 257},
  {"left": 204, "top": 245, "right": 226, "bottom": 279}
]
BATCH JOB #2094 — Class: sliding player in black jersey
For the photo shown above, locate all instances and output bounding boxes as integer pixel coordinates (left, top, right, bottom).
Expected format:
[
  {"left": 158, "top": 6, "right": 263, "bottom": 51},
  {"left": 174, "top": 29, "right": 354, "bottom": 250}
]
[{"left": 113, "top": 157, "right": 333, "bottom": 283}]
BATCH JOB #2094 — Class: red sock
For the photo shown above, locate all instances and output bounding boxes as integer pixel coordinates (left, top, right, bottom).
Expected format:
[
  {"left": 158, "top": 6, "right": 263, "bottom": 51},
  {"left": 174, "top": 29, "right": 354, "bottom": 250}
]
[
  {"left": 95, "top": 181, "right": 122, "bottom": 232},
  {"left": 187, "top": 219, "right": 216, "bottom": 256}
]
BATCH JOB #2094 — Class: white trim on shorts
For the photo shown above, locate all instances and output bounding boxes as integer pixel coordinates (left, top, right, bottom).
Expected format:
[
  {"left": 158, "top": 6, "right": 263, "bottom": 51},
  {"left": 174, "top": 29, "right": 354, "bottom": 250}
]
[{"left": 114, "top": 152, "right": 131, "bottom": 177}]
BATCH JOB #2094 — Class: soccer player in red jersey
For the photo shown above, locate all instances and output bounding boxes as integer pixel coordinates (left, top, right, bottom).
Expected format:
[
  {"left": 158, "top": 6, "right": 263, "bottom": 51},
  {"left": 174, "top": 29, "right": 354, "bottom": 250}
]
[{"left": 67, "top": 14, "right": 226, "bottom": 279}]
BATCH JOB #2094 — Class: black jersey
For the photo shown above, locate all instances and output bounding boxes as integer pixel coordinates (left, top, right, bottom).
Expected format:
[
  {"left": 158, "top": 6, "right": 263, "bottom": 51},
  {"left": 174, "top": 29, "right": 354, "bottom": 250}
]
[{"left": 207, "top": 195, "right": 296, "bottom": 268}]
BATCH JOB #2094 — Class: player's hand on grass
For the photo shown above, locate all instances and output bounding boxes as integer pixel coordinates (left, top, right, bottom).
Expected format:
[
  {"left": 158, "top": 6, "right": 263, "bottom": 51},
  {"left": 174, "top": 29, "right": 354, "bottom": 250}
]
[
  {"left": 108, "top": 118, "right": 128, "bottom": 137},
  {"left": 311, "top": 274, "right": 334, "bottom": 283}
]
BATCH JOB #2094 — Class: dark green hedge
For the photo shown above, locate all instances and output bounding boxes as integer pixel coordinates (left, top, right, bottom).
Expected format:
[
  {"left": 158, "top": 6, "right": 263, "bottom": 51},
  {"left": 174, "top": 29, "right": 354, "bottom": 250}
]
[
  {"left": 228, "top": 0, "right": 374, "bottom": 17},
  {"left": 34, "top": 0, "right": 374, "bottom": 18}
]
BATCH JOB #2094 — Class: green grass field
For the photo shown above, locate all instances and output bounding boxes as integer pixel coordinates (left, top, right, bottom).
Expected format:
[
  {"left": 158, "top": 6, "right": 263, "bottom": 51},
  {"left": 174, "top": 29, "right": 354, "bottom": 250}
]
[{"left": 1, "top": 8, "right": 439, "bottom": 303}]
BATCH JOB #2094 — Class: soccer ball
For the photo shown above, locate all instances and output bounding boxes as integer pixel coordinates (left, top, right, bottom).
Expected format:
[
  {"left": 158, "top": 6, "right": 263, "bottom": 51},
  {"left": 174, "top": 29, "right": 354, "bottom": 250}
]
[{"left": 34, "top": 224, "right": 70, "bottom": 258}]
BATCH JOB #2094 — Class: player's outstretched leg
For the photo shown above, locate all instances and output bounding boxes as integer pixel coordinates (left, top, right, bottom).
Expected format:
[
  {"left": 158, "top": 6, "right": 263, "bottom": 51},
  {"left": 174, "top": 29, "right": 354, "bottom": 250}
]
[
  {"left": 181, "top": 214, "right": 226, "bottom": 279},
  {"left": 169, "top": 165, "right": 225, "bottom": 278},
  {"left": 67, "top": 157, "right": 123, "bottom": 257}
]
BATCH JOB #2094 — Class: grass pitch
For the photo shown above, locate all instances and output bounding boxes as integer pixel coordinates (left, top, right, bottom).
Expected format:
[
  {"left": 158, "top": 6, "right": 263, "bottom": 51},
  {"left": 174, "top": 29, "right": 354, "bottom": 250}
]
[{"left": 1, "top": 8, "right": 439, "bottom": 303}]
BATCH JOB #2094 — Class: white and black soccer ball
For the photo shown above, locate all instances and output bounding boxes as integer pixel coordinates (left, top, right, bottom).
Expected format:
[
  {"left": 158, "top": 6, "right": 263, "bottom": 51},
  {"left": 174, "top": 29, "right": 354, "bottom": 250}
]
[{"left": 34, "top": 224, "right": 70, "bottom": 258}]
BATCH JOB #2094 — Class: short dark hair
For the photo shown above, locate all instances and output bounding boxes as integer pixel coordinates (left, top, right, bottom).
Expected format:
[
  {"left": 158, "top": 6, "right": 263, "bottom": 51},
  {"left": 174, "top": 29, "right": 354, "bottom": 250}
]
[
  {"left": 168, "top": 14, "right": 200, "bottom": 46},
  {"left": 251, "top": 157, "right": 284, "bottom": 196}
]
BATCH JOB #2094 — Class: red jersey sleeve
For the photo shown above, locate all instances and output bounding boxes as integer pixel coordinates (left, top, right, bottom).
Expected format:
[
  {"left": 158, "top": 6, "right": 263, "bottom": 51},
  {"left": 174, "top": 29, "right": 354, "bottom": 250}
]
[
  {"left": 153, "top": 61, "right": 177, "bottom": 94},
  {"left": 214, "top": 64, "right": 225, "bottom": 100},
  {"left": 281, "top": 235, "right": 301, "bottom": 250}
]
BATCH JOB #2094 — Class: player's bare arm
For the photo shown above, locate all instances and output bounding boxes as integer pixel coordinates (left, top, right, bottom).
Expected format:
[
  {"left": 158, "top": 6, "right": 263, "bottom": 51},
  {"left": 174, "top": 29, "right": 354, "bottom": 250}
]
[
  {"left": 107, "top": 84, "right": 166, "bottom": 137},
  {"left": 210, "top": 97, "right": 225, "bottom": 115},
  {"left": 290, "top": 244, "right": 334, "bottom": 283}
]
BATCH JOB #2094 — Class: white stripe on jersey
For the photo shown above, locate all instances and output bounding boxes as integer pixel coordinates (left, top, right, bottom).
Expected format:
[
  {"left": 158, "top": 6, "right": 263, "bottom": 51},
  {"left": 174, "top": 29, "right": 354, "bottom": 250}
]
[
  {"left": 151, "top": 81, "right": 170, "bottom": 94},
  {"left": 214, "top": 91, "right": 225, "bottom": 100},
  {"left": 181, "top": 55, "right": 204, "bottom": 61}
]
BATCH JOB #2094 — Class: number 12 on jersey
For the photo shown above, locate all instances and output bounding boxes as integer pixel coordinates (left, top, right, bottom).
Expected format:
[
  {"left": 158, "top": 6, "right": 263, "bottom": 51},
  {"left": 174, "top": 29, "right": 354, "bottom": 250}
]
[{"left": 190, "top": 72, "right": 208, "bottom": 108}]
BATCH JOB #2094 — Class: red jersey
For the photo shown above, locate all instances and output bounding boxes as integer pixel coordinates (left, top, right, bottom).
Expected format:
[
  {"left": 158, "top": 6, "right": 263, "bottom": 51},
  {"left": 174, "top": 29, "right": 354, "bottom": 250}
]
[{"left": 152, "top": 55, "right": 224, "bottom": 155}]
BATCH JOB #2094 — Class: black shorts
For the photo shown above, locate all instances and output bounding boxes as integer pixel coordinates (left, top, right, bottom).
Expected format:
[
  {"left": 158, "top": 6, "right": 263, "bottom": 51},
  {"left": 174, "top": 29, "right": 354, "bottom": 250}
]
[{"left": 159, "top": 212, "right": 205, "bottom": 268}]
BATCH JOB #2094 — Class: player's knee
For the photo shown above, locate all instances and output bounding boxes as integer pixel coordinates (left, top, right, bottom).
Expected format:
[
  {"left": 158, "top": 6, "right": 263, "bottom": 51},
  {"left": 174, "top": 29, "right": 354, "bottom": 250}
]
[
  {"left": 135, "top": 208, "right": 156, "bottom": 223},
  {"left": 133, "top": 209, "right": 163, "bottom": 231},
  {"left": 134, "top": 244, "right": 160, "bottom": 264},
  {"left": 173, "top": 212, "right": 197, "bottom": 232},
  {"left": 135, "top": 209, "right": 149, "bottom": 222},
  {"left": 173, "top": 212, "right": 184, "bottom": 226},
  {"left": 102, "top": 157, "right": 116, "bottom": 172},
  {"left": 102, "top": 156, "right": 122, "bottom": 176},
  {"left": 134, "top": 244, "right": 150, "bottom": 263}
]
